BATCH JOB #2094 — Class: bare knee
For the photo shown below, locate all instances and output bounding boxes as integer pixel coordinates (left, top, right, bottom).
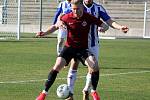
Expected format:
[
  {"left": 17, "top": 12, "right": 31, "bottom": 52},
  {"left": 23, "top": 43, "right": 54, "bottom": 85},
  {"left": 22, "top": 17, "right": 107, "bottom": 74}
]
[
  {"left": 85, "top": 56, "right": 99, "bottom": 72},
  {"left": 70, "top": 59, "right": 79, "bottom": 70},
  {"left": 88, "top": 63, "right": 99, "bottom": 73},
  {"left": 53, "top": 57, "right": 66, "bottom": 71}
]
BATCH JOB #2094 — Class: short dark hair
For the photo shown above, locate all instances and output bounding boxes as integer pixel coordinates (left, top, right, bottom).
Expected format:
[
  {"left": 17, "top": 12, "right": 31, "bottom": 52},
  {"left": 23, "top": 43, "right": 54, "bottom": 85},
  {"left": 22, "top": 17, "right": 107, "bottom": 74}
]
[{"left": 71, "top": 0, "right": 83, "bottom": 5}]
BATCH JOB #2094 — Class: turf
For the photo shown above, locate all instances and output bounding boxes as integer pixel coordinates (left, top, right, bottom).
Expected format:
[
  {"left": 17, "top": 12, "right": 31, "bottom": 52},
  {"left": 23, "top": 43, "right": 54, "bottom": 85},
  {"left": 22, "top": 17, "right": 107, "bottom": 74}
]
[{"left": 0, "top": 38, "right": 150, "bottom": 100}]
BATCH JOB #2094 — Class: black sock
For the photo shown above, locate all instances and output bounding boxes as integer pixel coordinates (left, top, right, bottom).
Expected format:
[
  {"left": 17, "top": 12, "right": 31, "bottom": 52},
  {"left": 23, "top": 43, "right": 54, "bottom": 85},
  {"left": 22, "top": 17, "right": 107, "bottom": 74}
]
[
  {"left": 45, "top": 70, "right": 58, "bottom": 92},
  {"left": 91, "top": 71, "right": 99, "bottom": 90}
]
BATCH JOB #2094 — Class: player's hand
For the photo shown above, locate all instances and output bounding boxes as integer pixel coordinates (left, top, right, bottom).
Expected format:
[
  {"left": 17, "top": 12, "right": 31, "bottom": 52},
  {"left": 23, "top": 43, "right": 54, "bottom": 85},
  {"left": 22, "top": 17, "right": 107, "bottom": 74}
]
[
  {"left": 99, "top": 23, "right": 109, "bottom": 33},
  {"left": 98, "top": 27, "right": 105, "bottom": 33},
  {"left": 121, "top": 25, "right": 129, "bottom": 33},
  {"left": 35, "top": 31, "right": 45, "bottom": 37},
  {"left": 98, "top": 26, "right": 109, "bottom": 33}
]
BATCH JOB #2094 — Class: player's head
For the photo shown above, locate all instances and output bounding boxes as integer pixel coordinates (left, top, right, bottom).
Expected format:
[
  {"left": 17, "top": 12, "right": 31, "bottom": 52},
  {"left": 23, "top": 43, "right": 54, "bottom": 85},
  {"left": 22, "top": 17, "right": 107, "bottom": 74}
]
[
  {"left": 67, "top": 0, "right": 72, "bottom": 2},
  {"left": 71, "top": 0, "right": 84, "bottom": 18},
  {"left": 83, "top": 0, "right": 93, "bottom": 5}
]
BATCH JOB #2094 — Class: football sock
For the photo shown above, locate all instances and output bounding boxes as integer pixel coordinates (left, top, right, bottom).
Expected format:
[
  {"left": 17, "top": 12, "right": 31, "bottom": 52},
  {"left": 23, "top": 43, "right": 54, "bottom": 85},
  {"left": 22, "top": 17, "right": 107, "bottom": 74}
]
[
  {"left": 42, "top": 90, "right": 48, "bottom": 95},
  {"left": 83, "top": 73, "right": 91, "bottom": 92},
  {"left": 91, "top": 71, "right": 99, "bottom": 90},
  {"left": 45, "top": 70, "right": 58, "bottom": 92},
  {"left": 67, "top": 69, "right": 77, "bottom": 94}
]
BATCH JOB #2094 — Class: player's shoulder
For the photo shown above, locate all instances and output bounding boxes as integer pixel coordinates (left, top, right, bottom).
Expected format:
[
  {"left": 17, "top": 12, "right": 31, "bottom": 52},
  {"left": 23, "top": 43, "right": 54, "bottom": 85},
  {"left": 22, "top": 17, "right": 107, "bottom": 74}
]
[
  {"left": 93, "top": 2, "right": 103, "bottom": 7},
  {"left": 83, "top": 12, "right": 94, "bottom": 17},
  {"left": 58, "top": 1, "right": 67, "bottom": 6},
  {"left": 59, "top": 0, "right": 66, "bottom": 3},
  {"left": 57, "top": 1, "right": 63, "bottom": 8},
  {"left": 61, "top": 12, "right": 72, "bottom": 19}
]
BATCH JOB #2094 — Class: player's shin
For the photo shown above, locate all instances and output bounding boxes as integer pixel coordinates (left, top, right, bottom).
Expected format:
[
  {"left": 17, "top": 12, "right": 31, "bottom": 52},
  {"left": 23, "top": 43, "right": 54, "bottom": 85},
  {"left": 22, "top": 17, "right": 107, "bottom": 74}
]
[
  {"left": 83, "top": 73, "right": 91, "bottom": 92},
  {"left": 67, "top": 69, "right": 77, "bottom": 94},
  {"left": 91, "top": 71, "right": 99, "bottom": 90},
  {"left": 45, "top": 70, "right": 59, "bottom": 92}
]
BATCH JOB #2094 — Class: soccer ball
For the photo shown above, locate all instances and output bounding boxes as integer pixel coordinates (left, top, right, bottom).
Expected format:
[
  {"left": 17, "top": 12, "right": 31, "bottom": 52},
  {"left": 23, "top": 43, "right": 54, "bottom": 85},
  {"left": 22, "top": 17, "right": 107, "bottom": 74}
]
[{"left": 56, "top": 84, "right": 70, "bottom": 99}]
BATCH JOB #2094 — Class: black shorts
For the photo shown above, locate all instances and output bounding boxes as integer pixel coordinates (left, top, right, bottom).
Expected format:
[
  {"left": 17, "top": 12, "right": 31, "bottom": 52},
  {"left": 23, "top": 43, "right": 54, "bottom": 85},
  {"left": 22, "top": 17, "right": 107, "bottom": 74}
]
[{"left": 58, "top": 46, "right": 93, "bottom": 66}]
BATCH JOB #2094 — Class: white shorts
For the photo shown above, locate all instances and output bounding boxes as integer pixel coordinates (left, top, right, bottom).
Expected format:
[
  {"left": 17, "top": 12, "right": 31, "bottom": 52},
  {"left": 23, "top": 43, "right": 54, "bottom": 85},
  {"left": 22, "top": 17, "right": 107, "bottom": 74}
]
[
  {"left": 88, "top": 45, "right": 99, "bottom": 61},
  {"left": 57, "top": 28, "right": 67, "bottom": 39}
]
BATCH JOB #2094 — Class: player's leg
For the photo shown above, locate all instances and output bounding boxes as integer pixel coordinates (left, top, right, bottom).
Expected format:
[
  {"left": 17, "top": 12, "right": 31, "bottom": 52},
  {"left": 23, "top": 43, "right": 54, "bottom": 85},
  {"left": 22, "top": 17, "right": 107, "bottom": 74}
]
[
  {"left": 36, "top": 46, "right": 72, "bottom": 100},
  {"left": 82, "top": 46, "right": 100, "bottom": 100},
  {"left": 57, "top": 37, "right": 65, "bottom": 55},
  {"left": 82, "top": 70, "right": 92, "bottom": 92},
  {"left": 66, "top": 59, "right": 79, "bottom": 100},
  {"left": 84, "top": 54, "right": 100, "bottom": 100},
  {"left": 57, "top": 28, "right": 67, "bottom": 55},
  {"left": 36, "top": 57, "right": 66, "bottom": 100},
  {"left": 82, "top": 70, "right": 91, "bottom": 100}
]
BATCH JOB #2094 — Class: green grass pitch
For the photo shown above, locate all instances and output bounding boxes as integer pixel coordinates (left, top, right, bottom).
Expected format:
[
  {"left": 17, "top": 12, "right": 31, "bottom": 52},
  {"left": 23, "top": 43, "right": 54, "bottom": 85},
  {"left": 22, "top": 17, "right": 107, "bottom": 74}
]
[{"left": 0, "top": 38, "right": 150, "bottom": 100}]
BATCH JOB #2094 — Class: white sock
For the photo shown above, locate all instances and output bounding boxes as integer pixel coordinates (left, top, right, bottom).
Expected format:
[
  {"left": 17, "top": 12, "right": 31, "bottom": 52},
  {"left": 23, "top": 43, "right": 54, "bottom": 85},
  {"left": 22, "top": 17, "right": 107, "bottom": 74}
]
[
  {"left": 42, "top": 90, "right": 48, "bottom": 95},
  {"left": 91, "top": 89, "right": 96, "bottom": 93},
  {"left": 83, "top": 73, "right": 92, "bottom": 92},
  {"left": 67, "top": 69, "right": 77, "bottom": 94}
]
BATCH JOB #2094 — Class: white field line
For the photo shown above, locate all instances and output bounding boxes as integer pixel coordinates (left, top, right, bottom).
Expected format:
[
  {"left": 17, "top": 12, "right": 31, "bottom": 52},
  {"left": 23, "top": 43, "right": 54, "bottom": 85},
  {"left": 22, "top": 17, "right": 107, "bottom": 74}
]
[{"left": 0, "top": 70, "right": 150, "bottom": 84}]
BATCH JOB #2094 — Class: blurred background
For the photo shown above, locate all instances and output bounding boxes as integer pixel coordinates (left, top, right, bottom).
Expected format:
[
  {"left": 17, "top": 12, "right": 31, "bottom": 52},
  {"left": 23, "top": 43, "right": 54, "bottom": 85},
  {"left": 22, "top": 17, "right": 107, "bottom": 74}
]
[{"left": 0, "top": 0, "right": 150, "bottom": 39}]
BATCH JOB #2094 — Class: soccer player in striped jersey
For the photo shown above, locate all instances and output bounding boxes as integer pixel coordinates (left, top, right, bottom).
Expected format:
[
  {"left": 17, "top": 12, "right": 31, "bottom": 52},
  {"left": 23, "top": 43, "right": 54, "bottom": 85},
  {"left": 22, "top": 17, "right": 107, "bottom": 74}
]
[
  {"left": 37, "top": 0, "right": 72, "bottom": 55},
  {"left": 54, "top": 0, "right": 72, "bottom": 55},
  {"left": 66, "top": 0, "right": 128, "bottom": 100}
]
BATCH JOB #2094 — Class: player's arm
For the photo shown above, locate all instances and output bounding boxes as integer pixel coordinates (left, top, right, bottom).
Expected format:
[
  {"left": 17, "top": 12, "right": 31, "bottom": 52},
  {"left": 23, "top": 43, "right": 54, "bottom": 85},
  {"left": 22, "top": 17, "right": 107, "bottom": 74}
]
[
  {"left": 36, "top": 5, "right": 62, "bottom": 37},
  {"left": 36, "top": 25, "right": 59, "bottom": 37},
  {"left": 36, "top": 18, "right": 66, "bottom": 37},
  {"left": 36, "top": 13, "right": 65, "bottom": 37},
  {"left": 88, "top": 13, "right": 108, "bottom": 32},
  {"left": 97, "top": 5, "right": 110, "bottom": 33},
  {"left": 106, "top": 19, "right": 129, "bottom": 33},
  {"left": 97, "top": 4, "right": 128, "bottom": 33},
  {"left": 97, "top": 5, "right": 129, "bottom": 33},
  {"left": 53, "top": 2, "right": 63, "bottom": 24}
]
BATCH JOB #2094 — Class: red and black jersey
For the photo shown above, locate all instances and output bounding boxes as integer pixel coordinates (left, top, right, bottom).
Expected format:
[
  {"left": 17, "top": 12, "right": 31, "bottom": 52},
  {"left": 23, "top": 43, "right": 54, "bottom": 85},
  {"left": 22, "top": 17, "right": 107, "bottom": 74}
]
[{"left": 60, "top": 12, "right": 103, "bottom": 49}]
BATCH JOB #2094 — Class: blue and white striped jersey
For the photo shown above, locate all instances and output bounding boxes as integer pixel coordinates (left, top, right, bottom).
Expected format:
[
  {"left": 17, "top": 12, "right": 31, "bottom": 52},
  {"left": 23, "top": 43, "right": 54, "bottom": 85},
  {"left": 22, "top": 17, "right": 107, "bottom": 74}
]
[
  {"left": 53, "top": 0, "right": 72, "bottom": 24},
  {"left": 83, "top": 2, "right": 111, "bottom": 47}
]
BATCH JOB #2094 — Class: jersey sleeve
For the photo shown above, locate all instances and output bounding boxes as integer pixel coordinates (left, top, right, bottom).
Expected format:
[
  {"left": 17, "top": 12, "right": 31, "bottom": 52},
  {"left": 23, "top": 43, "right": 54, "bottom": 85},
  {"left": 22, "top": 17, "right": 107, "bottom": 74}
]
[
  {"left": 52, "top": 2, "right": 63, "bottom": 24},
  {"left": 98, "top": 5, "right": 111, "bottom": 22},
  {"left": 60, "top": 14, "right": 68, "bottom": 25}
]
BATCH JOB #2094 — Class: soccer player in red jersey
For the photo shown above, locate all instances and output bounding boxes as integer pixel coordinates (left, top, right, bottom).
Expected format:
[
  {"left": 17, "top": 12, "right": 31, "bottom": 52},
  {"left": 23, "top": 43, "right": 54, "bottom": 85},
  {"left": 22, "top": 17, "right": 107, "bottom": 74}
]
[
  {"left": 36, "top": 0, "right": 108, "bottom": 100},
  {"left": 66, "top": 0, "right": 129, "bottom": 100}
]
